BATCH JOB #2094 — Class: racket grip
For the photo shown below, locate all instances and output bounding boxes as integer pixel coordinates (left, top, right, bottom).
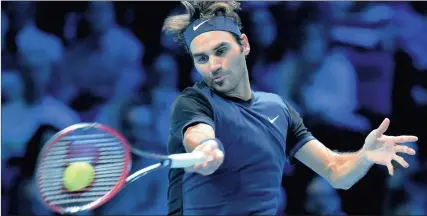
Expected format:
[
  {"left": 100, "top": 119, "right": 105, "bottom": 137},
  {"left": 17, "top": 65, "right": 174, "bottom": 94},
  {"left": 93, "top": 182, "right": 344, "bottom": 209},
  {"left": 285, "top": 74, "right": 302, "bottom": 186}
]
[{"left": 168, "top": 152, "right": 206, "bottom": 168}]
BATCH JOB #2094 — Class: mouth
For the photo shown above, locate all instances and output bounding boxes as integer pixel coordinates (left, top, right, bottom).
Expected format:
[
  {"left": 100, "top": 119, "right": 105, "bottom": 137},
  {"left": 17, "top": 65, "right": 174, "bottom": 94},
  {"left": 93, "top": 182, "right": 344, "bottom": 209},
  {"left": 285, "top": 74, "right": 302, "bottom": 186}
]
[{"left": 212, "top": 74, "right": 228, "bottom": 82}]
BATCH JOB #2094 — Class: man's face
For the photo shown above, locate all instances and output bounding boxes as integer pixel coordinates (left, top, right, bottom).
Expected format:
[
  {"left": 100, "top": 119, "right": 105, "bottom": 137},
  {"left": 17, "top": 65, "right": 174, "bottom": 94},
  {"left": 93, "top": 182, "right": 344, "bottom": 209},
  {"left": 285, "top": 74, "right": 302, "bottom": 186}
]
[{"left": 190, "top": 31, "right": 249, "bottom": 94}]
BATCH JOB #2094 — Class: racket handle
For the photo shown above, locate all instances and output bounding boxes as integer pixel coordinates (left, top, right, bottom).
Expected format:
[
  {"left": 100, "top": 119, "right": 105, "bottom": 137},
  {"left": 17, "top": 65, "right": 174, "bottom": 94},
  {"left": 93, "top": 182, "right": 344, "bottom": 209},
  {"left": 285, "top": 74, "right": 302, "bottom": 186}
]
[{"left": 168, "top": 152, "right": 206, "bottom": 168}]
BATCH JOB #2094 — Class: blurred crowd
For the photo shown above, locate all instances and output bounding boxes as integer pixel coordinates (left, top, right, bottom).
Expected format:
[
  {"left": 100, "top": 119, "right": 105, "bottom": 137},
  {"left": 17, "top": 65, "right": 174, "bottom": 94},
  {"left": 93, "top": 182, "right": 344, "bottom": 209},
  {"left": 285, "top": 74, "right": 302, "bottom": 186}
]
[{"left": 1, "top": 1, "right": 426, "bottom": 215}]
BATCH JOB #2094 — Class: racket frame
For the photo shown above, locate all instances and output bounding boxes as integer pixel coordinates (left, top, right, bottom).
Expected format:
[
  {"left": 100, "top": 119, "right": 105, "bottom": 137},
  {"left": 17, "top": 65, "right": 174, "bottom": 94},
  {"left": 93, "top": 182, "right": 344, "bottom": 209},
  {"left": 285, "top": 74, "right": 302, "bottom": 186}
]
[{"left": 35, "top": 123, "right": 132, "bottom": 214}]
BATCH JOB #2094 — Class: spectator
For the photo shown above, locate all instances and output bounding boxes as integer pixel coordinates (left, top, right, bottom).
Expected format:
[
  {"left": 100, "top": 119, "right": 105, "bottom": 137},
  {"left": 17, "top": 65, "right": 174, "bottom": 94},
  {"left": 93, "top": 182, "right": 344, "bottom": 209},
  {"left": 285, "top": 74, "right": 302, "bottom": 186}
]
[
  {"left": 62, "top": 12, "right": 81, "bottom": 47},
  {"left": 100, "top": 96, "right": 168, "bottom": 215},
  {"left": 151, "top": 52, "right": 180, "bottom": 146},
  {"left": 2, "top": 2, "right": 77, "bottom": 185},
  {"left": 59, "top": 1, "right": 145, "bottom": 121},
  {"left": 1, "top": 70, "right": 28, "bottom": 216},
  {"left": 2, "top": 6, "right": 80, "bottom": 211},
  {"left": 281, "top": 13, "right": 370, "bottom": 131},
  {"left": 119, "top": 96, "right": 159, "bottom": 150},
  {"left": 327, "top": 2, "right": 397, "bottom": 117},
  {"left": 247, "top": 7, "right": 282, "bottom": 93},
  {"left": 394, "top": 2, "right": 427, "bottom": 71},
  {"left": 3, "top": 69, "right": 79, "bottom": 215}
]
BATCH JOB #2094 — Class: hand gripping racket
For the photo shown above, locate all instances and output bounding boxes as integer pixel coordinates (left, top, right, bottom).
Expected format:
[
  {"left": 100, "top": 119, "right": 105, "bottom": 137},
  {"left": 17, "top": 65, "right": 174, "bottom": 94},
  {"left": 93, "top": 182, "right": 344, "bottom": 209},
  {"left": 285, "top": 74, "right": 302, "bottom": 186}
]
[{"left": 35, "top": 123, "right": 205, "bottom": 214}]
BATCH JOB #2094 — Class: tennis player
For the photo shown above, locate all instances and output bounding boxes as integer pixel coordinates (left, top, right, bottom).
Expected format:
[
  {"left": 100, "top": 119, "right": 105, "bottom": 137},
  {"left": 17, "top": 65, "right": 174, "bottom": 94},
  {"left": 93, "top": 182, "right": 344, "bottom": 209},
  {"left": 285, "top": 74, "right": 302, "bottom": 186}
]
[{"left": 163, "top": 2, "right": 419, "bottom": 215}]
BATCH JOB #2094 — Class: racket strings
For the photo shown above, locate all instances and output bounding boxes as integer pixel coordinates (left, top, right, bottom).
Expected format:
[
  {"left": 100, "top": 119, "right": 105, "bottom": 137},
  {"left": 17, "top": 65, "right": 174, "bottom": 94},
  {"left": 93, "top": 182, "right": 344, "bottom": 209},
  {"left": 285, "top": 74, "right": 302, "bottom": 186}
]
[{"left": 37, "top": 128, "right": 128, "bottom": 213}]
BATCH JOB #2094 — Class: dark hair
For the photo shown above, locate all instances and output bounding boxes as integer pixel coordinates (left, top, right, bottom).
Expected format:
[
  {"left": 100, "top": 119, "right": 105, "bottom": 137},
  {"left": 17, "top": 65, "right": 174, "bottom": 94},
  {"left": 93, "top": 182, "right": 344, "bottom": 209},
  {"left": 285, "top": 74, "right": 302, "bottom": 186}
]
[{"left": 162, "top": 1, "right": 243, "bottom": 52}]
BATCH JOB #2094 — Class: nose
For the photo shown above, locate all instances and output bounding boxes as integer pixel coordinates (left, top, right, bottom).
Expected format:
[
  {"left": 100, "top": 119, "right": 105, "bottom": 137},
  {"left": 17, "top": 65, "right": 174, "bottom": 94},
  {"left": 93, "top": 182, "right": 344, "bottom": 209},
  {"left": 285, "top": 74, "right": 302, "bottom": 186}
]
[{"left": 209, "top": 56, "right": 222, "bottom": 73}]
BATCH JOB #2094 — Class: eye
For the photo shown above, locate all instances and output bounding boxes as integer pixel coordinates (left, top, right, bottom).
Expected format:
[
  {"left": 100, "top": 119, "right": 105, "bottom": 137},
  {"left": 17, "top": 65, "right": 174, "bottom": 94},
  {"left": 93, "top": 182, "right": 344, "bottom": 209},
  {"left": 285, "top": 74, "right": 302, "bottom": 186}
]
[
  {"left": 216, "top": 47, "right": 228, "bottom": 56},
  {"left": 196, "top": 55, "right": 208, "bottom": 64}
]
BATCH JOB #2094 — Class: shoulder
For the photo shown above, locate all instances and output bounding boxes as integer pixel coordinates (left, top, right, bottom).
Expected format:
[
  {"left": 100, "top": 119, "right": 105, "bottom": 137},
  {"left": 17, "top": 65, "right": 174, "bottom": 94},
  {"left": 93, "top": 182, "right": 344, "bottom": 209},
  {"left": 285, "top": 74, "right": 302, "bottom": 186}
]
[
  {"left": 103, "top": 26, "right": 144, "bottom": 60},
  {"left": 170, "top": 82, "right": 214, "bottom": 114},
  {"left": 173, "top": 82, "right": 211, "bottom": 104},
  {"left": 255, "top": 91, "right": 287, "bottom": 107},
  {"left": 16, "top": 25, "right": 64, "bottom": 63},
  {"left": 255, "top": 91, "right": 301, "bottom": 118},
  {"left": 37, "top": 97, "right": 81, "bottom": 129}
]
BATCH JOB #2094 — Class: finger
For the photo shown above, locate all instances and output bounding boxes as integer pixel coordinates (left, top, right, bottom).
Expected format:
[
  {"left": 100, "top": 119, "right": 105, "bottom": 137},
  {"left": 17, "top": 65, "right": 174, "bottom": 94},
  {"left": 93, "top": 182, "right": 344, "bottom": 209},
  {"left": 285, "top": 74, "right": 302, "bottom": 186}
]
[
  {"left": 205, "top": 154, "right": 214, "bottom": 162},
  {"left": 204, "top": 151, "right": 224, "bottom": 170},
  {"left": 205, "top": 148, "right": 217, "bottom": 162},
  {"left": 390, "top": 136, "right": 418, "bottom": 144},
  {"left": 194, "top": 140, "right": 213, "bottom": 152},
  {"left": 212, "top": 150, "right": 224, "bottom": 167},
  {"left": 387, "top": 163, "right": 394, "bottom": 176},
  {"left": 395, "top": 145, "right": 416, "bottom": 155},
  {"left": 192, "top": 163, "right": 202, "bottom": 169},
  {"left": 214, "top": 149, "right": 224, "bottom": 160},
  {"left": 201, "top": 140, "right": 218, "bottom": 151},
  {"left": 376, "top": 118, "right": 390, "bottom": 137},
  {"left": 207, "top": 150, "right": 223, "bottom": 165},
  {"left": 393, "top": 155, "right": 409, "bottom": 168},
  {"left": 198, "top": 142, "right": 213, "bottom": 152},
  {"left": 201, "top": 160, "right": 209, "bottom": 168}
]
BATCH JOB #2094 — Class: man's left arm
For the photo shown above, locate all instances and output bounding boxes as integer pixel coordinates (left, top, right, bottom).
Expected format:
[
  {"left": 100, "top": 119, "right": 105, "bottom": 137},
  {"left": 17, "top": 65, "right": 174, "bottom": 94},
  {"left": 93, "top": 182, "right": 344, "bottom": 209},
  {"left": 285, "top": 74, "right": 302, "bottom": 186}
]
[
  {"left": 283, "top": 101, "right": 418, "bottom": 190},
  {"left": 295, "top": 139, "right": 372, "bottom": 190}
]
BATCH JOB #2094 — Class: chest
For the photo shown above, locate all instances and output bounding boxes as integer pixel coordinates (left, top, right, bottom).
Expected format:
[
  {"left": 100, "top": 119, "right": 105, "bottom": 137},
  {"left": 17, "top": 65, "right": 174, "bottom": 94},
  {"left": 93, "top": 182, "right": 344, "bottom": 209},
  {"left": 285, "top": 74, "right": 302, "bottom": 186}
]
[{"left": 211, "top": 98, "right": 289, "bottom": 171}]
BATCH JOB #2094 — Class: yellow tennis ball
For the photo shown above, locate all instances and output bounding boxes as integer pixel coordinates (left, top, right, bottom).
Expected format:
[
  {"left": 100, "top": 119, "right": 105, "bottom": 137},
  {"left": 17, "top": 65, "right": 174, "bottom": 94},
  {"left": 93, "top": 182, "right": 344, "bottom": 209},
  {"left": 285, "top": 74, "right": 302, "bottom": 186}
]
[{"left": 63, "top": 162, "right": 95, "bottom": 192}]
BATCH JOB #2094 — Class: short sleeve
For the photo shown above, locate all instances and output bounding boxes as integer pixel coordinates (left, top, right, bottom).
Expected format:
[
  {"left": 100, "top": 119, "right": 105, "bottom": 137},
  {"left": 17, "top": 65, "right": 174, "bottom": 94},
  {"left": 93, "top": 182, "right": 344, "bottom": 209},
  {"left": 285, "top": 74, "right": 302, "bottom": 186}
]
[
  {"left": 284, "top": 100, "right": 316, "bottom": 164},
  {"left": 169, "top": 88, "right": 215, "bottom": 140}
]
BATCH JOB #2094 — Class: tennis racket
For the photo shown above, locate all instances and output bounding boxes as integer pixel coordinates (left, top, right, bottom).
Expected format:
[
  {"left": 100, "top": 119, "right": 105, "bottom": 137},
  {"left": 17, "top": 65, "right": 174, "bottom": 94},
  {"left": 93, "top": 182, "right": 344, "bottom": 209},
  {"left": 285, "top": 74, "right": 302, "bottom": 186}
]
[{"left": 35, "top": 123, "right": 206, "bottom": 215}]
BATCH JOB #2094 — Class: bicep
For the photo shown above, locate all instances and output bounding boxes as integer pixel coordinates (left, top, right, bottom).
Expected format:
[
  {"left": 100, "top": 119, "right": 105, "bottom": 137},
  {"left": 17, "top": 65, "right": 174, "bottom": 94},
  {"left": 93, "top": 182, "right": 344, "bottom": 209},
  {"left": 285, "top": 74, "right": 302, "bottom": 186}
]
[
  {"left": 283, "top": 99, "right": 316, "bottom": 162},
  {"left": 284, "top": 99, "right": 338, "bottom": 179},
  {"left": 294, "top": 139, "right": 337, "bottom": 181},
  {"left": 170, "top": 89, "right": 215, "bottom": 152}
]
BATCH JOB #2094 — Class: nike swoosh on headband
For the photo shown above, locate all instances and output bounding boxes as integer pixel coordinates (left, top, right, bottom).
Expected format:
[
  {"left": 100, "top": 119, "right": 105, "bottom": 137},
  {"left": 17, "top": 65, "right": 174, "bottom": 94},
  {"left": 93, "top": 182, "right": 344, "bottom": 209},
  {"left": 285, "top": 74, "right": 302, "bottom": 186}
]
[{"left": 193, "top": 19, "right": 211, "bottom": 31}]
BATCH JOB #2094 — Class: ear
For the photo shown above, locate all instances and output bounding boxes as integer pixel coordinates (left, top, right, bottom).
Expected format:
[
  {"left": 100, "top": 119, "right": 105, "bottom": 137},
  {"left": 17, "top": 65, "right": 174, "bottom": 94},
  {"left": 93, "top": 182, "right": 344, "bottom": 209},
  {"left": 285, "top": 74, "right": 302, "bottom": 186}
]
[{"left": 240, "top": 34, "right": 250, "bottom": 56}]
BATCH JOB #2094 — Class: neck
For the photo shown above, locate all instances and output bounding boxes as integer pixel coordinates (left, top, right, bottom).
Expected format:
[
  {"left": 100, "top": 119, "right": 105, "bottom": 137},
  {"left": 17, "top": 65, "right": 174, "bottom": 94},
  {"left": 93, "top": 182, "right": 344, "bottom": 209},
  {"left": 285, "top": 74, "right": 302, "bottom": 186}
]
[
  {"left": 225, "top": 67, "right": 252, "bottom": 101},
  {"left": 238, "top": 73, "right": 252, "bottom": 101}
]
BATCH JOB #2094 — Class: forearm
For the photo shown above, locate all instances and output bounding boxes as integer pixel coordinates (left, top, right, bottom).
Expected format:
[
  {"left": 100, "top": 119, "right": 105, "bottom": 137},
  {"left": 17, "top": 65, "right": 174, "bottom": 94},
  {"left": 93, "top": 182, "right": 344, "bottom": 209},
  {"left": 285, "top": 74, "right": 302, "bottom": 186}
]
[
  {"left": 329, "top": 150, "right": 373, "bottom": 190},
  {"left": 183, "top": 123, "right": 215, "bottom": 153},
  {"left": 332, "top": 149, "right": 362, "bottom": 165}
]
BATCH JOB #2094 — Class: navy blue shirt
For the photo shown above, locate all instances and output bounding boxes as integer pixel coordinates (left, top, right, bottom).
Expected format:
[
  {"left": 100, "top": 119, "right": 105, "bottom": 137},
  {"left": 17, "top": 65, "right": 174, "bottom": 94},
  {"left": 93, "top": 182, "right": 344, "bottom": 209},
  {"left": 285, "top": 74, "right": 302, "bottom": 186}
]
[{"left": 167, "top": 82, "right": 316, "bottom": 215}]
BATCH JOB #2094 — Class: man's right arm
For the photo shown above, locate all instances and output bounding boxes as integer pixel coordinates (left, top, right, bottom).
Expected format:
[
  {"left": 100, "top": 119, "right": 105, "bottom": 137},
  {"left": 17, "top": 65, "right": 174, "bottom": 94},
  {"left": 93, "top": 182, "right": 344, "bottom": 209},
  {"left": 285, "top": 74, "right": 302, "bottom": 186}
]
[
  {"left": 170, "top": 88, "right": 216, "bottom": 150},
  {"left": 183, "top": 123, "right": 215, "bottom": 153},
  {"left": 169, "top": 88, "right": 224, "bottom": 175}
]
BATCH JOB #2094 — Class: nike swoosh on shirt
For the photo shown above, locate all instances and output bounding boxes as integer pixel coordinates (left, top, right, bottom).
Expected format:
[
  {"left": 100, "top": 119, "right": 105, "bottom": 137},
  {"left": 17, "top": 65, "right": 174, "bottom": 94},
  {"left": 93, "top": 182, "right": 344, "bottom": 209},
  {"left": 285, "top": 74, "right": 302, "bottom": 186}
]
[
  {"left": 268, "top": 115, "right": 279, "bottom": 124},
  {"left": 193, "top": 19, "right": 211, "bottom": 31}
]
